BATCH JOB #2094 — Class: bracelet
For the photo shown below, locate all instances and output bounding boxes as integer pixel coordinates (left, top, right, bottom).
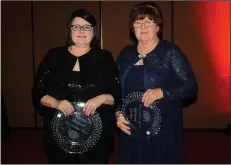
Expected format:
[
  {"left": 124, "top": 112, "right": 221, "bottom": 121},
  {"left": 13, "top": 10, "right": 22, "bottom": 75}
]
[{"left": 116, "top": 111, "right": 124, "bottom": 118}]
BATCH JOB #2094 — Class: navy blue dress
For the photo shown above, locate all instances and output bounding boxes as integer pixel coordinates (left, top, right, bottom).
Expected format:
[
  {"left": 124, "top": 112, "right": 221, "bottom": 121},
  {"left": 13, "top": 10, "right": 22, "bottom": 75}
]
[{"left": 117, "top": 40, "right": 198, "bottom": 164}]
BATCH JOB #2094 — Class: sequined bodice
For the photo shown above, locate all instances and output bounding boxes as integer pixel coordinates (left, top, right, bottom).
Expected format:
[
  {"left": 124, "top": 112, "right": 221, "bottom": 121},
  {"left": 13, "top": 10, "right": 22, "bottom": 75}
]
[{"left": 60, "top": 71, "right": 101, "bottom": 103}]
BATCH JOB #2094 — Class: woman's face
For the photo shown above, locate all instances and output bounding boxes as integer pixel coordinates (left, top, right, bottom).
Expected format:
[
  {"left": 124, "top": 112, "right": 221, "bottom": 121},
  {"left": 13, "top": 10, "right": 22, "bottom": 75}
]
[
  {"left": 133, "top": 16, "right": 159, "bottom": 43},
  {"left": 70, "top": 17, "right": 94, "bottom": 47}
]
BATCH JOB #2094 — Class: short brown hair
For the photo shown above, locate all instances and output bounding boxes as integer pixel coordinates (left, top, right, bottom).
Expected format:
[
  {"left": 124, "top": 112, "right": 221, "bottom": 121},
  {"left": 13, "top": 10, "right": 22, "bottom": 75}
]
[{"left": 129, "top": 2, "right": 163, "bottom": 41}]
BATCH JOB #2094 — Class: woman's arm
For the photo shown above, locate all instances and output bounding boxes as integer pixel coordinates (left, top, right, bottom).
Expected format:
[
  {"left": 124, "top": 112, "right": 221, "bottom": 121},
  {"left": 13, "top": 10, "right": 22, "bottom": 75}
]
[
  {"left": 83, "top": 51, "right": 122, "bottom": 116},
  {"left": 32, "top": 49, "right": 74, "bottom": 116},
  {"left": 102, "top": 52, "right": 122, "bottom": 106},
  {"left": 161, "top": 45, "right": 198, "bottom": 102},
  {"left": 40, "top": 95, "right": 74, "bottom": 116},
  {"left": 32, "top": 49, "right": 57, "bottom": 115},
  {"left": 100, "top": 94, "right": 115, "bottom": 105},
  {"left": 40, "top": 95, "right": 59, "bottom": 108}
]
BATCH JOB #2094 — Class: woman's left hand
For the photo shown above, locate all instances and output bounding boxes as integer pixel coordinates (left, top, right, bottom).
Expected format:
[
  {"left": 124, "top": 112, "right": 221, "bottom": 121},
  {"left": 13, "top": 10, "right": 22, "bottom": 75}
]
[
  {"left": 142, "top": 88, "right": 164, "bottom": 107},
  {"left": 83, "top": 94, "right": 106, "bottom": 116}
]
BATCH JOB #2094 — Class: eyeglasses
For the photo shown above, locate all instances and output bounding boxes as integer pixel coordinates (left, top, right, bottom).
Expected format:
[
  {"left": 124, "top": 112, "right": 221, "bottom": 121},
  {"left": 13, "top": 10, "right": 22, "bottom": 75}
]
[
  {"left": 71, "top": 24, "right": 93, "bottom": 31},
  {"left": 133, "top": 20, "right": 156, "bottom": 28}
]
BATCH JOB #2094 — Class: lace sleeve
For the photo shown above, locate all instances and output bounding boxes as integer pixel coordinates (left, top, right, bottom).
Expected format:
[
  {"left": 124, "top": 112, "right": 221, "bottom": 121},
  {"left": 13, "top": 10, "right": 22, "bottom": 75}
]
[{"left": 161, "top": 46, "right": 198, "bottom": 103}]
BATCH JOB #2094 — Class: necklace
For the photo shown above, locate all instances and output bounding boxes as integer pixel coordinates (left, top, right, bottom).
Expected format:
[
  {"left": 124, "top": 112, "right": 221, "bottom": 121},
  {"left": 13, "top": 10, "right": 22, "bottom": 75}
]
[
  {"left": 138, "top": 54, "right": 147, "bottom": 58},
  {"left": 138, "top": 40, "right": 159, "bottom": 59},
  {"left": 138, "top": 46, "right": 156, "bottom": 59}
]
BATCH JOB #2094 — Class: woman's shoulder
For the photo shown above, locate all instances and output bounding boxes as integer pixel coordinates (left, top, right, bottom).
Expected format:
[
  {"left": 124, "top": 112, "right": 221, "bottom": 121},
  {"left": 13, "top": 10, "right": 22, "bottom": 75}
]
[
  {"left": 158, "top": 40, "right": 186, "bottom": 61},
  {"left": 93, "top": 47, "right": 111, "bottom": 55},
  {"left": 120, "top": 44, "right": 137, "bottom": 54},
  {"left": 116, "top": 44, "right": 137, "bottom": 64},
  {"left": 92, "top": 47, "right": 113, "bottom": 60},
  {"left": 46, "top": 46, "right": 67, "bottom": 55},
  {"left": 40, "top": 46, "right": 66, "bottom": 62},
  {"left": 44, "top": 46, "right": 71, "bottom": 62},
  {"left": 159, "top": 40, "right": 182, "bottom": 52}
]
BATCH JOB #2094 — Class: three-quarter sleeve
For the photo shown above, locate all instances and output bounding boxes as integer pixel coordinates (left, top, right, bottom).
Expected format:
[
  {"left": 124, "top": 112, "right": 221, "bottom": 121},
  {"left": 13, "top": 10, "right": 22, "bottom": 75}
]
[
  {"left": 102, "top": 52, "right": 122, "bottom": 107},
  {"left": 32, "top": 49, "right": 57, "bottom": 115},
  {"left": 161, "top": 46, "right": 198, "bottom": 102}
]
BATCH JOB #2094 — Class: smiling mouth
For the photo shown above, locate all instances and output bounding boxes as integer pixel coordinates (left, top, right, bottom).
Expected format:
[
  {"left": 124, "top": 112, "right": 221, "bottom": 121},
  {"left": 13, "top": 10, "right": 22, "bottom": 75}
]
[
  {"left": 141, "top": 32, "right": 148, "bottom": 34},
  {"left": 77, "top": 36, "right": 86, "bottom": 38}
]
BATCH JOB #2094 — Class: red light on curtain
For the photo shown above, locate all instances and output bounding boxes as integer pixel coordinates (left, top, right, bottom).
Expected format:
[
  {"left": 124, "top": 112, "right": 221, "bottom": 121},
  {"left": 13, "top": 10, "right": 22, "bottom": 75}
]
[
  {"left": 194, "top": 2, "right": 230, "bottom": 114},
  {"left": 201, "top": 2, "right": 230, "bottom": 78}
]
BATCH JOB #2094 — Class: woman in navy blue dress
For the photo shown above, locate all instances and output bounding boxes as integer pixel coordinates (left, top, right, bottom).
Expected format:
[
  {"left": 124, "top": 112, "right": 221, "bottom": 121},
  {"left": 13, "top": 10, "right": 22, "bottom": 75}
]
[{"left": 116, "top": 2, "right": 198, "bottom": 164}]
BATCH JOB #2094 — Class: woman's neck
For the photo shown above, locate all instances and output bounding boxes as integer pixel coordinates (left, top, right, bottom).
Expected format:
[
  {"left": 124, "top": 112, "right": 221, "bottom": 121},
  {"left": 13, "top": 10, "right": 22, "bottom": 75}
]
[
  {"left": 138, "top": 37, "right": 159, "bottom": 55},
  {"left": 138, "top": 37, "right": 159, "bottom": 49},
  {"left": 69, "top": 45, "right": 91, "bottom": 57}
]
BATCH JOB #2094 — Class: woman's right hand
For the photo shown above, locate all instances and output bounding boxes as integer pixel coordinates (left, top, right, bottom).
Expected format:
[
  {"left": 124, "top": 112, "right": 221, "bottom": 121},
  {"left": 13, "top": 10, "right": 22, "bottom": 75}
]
[
  {"left": 116, "top": 112, "right": 131, "bottom": 135},
  {"left": 54, "top": 100, "right": 75, "bottom": 116}
]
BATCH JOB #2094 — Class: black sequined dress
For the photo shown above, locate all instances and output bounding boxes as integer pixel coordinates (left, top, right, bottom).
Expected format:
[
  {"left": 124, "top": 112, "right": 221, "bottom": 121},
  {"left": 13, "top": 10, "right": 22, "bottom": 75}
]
[{"left": 32, "top": 46, "right": 121, "bottom": 163}]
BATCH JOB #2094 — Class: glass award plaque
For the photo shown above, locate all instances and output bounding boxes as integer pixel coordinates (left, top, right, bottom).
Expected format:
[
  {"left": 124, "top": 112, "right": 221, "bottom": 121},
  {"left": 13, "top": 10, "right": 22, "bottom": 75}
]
[
  {"left": 51, "top": 101, "right": 102, "bottom": 154},
  {"left": 122, "top": 92, "right": 161, "bottom": 138}
]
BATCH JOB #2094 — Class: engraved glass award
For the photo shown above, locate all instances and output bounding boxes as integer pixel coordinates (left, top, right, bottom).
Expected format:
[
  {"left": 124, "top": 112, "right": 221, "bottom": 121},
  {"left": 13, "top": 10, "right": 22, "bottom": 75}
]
[
  {"left": 51, "top": 101, "right": 102, "bottom": 154},
  {"left": 122, "top": 92, "right": 161, "bottom": 138}
]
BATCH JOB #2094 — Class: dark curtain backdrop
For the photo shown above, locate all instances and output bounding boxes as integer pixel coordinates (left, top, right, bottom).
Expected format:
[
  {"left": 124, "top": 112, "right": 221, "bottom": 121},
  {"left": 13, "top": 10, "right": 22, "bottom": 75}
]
[{"left": 2, "top": 1, "right": 230, "bottom": 128}]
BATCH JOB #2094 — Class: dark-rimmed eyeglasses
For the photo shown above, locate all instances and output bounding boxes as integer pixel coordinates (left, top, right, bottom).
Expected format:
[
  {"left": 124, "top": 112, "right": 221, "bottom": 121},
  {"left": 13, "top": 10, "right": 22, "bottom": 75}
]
[{"left": 71, "top": 24, "right": 93, "bottom": 31}]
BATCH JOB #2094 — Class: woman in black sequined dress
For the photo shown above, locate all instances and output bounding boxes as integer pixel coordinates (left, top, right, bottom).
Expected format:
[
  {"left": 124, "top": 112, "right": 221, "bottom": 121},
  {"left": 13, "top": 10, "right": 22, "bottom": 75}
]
[
  {"left": 116, "top": 2, "right": 198, "bottom": 164},
  {"left": 32, "top": 9, "right": 121, "bottom": 164}
]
